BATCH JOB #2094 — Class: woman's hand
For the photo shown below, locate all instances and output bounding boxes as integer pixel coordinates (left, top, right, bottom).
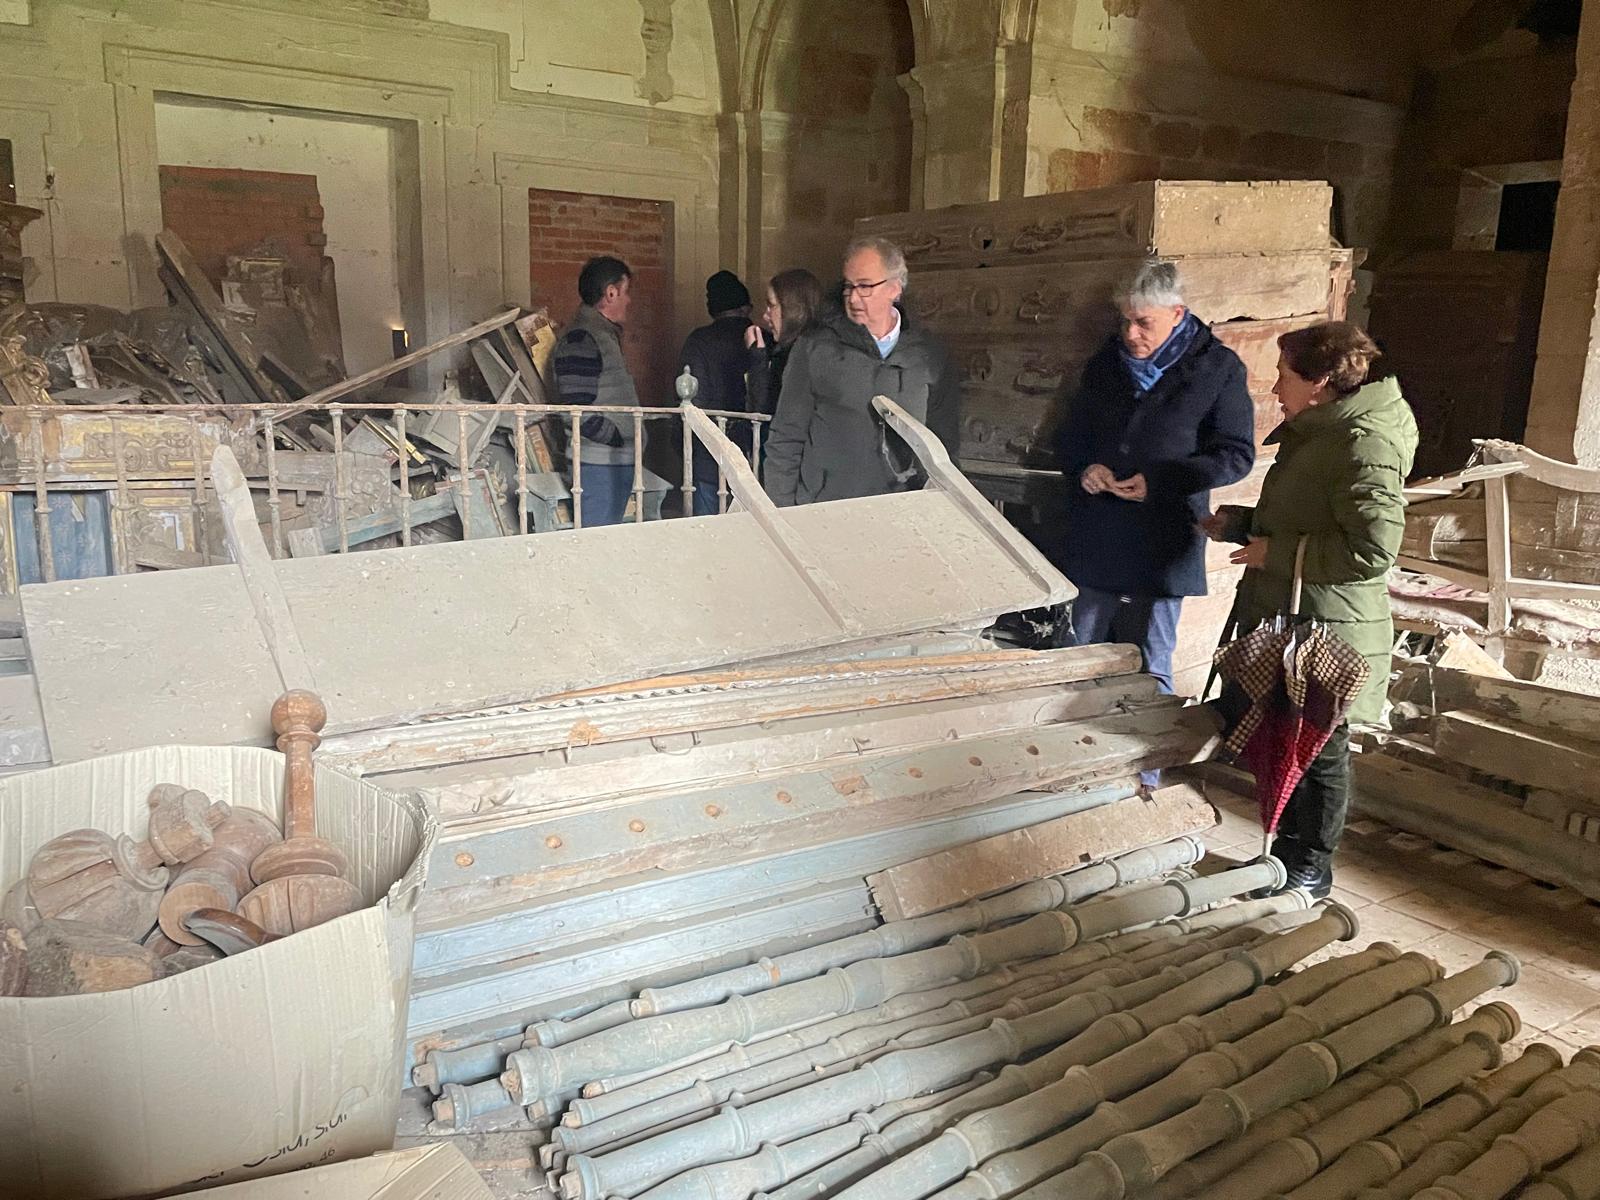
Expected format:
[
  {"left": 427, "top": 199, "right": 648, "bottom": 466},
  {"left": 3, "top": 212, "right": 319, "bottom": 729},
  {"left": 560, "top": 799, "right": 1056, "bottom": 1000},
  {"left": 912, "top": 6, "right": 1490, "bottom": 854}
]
[
  {"left": 1229, "top": 536, "right": 1271, "bottom": 569},
  {"left": 1080, "top": 464, "right": 1116, "bottom": 494},
  {"left": 1106, "top": 473, "right": 1147, "bottom": 502},
  {"left": 744, "top": 324, "right": 767, "bottom": 351},
  {"left": 1198, "top": 513, "right": 1229, "bottom": 541}
]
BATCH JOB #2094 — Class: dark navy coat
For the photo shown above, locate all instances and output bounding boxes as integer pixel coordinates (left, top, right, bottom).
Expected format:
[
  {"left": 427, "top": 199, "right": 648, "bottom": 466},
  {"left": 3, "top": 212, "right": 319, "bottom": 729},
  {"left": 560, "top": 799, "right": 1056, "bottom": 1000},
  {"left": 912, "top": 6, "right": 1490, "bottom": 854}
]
[{"left": 1054, "top": 322, "right": 1256, "bottom": 598}]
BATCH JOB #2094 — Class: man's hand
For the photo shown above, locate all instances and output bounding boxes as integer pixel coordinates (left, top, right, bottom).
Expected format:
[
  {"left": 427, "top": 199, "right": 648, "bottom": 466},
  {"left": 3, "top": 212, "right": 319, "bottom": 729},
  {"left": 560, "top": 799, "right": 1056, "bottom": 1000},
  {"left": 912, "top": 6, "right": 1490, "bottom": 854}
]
[
  {"left": 1080, "top": 464, "right": 1116, "bottom": 494},
  {"left": 1198, "top": 513, "right": 1229, "bottom": 540},
  {"left": 1229, "top": 536, "right": 1271, "bottom": 569},
  {"left": 1106, "top": 473, "right": 1148, "bottom": 502}
]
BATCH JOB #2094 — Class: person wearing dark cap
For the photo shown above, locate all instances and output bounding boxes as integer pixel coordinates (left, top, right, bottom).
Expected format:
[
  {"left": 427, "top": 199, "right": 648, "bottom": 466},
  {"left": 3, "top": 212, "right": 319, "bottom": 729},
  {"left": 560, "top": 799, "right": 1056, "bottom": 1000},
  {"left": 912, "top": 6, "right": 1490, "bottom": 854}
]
[{"left": 679, "top": 270, "right": 756, "bottom": 516}]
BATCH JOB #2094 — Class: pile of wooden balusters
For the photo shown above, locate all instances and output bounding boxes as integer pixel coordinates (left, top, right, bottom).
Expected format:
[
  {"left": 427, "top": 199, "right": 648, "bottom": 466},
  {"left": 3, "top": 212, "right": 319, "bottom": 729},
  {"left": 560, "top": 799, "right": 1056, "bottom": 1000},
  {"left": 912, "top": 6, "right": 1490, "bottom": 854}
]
[
  {"left": 407, "top": 846, "right": 1600, "bottom": 1200},
  {"left": 0, "top": 689, "right": 363, "bottom": 996}
]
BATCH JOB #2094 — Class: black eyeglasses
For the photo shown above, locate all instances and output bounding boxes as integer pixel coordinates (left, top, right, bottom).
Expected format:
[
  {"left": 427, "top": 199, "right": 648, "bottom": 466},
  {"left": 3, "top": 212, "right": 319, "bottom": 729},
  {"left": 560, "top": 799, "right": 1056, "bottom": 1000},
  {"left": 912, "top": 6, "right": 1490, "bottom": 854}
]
[{"left": 841, "top": 279, "right": 891, "bottom": 296}]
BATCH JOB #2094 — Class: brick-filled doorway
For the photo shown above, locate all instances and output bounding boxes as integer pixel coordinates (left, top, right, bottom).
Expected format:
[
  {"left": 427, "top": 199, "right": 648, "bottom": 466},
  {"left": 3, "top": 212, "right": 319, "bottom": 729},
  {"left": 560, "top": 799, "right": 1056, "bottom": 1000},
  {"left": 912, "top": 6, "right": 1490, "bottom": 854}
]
[
  {"left": 529, "top": 189, "right": 674, "bottom": 410},
  {"left": 159, "top": 165, "right": 329, "bottom": 287}
]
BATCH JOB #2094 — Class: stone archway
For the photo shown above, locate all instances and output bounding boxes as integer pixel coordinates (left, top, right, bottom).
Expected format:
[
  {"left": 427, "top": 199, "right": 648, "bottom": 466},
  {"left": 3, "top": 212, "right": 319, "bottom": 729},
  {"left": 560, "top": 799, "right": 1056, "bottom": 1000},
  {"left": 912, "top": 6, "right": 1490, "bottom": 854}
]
[{"left": 732, "top": 0, "right": 920, "bottom": 284}]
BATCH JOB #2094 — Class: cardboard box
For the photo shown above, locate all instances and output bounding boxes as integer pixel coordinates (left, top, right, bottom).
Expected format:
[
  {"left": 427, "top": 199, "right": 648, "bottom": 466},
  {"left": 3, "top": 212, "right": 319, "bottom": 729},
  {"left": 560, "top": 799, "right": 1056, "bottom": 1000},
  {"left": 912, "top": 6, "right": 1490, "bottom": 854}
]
[
  {"left": 167, "top": 1144, "right": 493, "bottom": 1199},
  {"left": 0, "top": 746, "right": 435, "bottom": 1200}
]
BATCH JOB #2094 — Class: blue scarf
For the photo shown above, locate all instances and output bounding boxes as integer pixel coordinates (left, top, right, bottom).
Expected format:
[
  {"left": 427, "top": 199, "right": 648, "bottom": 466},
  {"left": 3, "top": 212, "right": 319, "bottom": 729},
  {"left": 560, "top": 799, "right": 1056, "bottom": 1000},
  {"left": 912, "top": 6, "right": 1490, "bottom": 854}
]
[{"left": 1119, "top": 311, "right": 1200, "bottom": 394}]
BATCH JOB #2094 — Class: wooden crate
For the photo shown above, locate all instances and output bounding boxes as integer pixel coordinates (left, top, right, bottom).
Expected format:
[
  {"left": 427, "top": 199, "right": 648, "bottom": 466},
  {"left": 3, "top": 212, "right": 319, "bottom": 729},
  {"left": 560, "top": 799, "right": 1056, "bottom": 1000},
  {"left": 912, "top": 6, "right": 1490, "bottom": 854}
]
[{"left": 856, "top": 180, "right": 1333, "bottom": 271}]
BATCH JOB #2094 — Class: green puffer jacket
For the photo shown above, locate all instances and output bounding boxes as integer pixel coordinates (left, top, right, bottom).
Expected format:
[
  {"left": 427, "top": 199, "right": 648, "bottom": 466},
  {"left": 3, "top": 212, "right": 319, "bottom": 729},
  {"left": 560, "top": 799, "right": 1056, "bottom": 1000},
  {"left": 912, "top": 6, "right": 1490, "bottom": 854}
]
[{"left": 1233, "top": 376, "right": 1418, "bottom": 723}]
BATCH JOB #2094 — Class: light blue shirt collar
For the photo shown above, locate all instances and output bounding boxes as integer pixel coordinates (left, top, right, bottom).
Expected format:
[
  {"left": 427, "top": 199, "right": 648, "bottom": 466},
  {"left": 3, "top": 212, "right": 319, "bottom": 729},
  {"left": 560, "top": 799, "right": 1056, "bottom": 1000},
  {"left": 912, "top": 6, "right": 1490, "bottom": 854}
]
[{"left": 873, "top": 310, "right": 902, "bottom": 359}]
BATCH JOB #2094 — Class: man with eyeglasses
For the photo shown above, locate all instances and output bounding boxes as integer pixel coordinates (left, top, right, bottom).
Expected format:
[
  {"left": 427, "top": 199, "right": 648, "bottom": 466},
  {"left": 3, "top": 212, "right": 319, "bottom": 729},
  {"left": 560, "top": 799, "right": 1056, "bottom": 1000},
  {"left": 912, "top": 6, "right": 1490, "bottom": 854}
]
[{"left": 762, "top": 236, "right": 959, "bottom": 506}]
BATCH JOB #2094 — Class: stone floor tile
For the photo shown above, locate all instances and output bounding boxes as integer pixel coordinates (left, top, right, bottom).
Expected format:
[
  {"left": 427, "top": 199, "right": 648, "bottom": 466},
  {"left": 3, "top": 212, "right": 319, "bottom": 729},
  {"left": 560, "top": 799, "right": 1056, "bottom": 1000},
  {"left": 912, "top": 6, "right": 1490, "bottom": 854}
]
[
  {"left": 1410, "top": 930, "right": 1501, "bottom": 976},
  {"left": 1328, "top": 885, "right": 1372, "bottom": 911},
  {"left": 1382, "top": 884, "right": 1499, "bottom": 932},
  {"left": 1340, "top": 903, "right": 1447, "bottom": 950},
  {"left": 1531, "top": 938, "right": 1600, "bottom": 992},
  {"left": 1545, "top": 1003, "right": 1600, "bottom": 1050},
  {"left": 1494, "top": 961, "right": 1600, "bottom": 1036},
  {"left": 1332, "top": 860, "right": 1429, "bottom": 905}
]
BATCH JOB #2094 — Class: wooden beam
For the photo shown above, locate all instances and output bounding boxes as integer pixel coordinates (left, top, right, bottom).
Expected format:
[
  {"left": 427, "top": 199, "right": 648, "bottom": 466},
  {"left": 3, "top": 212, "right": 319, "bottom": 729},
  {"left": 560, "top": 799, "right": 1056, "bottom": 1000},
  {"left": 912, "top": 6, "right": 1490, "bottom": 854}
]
[
  {"left": 269, "top": 308, "right": 522, "bottom": 423},
  {"left": 1354, "top": 753, "right": 1600, "bottom": 902},
  {"left": 210, "top": 446, "right": 316, "bottom": 695},
  {"left": 1434, "top": 709, "right": 1600, "bottom": 797},
  {"left": 864, "top": 783, "right": 1216, "bottom": 920},
  {"left": 1412, "top": 666, "right": 1600, "bottom": 740},
  {"left": 156, "top": 231, "right": 285, "bottom": 406}
]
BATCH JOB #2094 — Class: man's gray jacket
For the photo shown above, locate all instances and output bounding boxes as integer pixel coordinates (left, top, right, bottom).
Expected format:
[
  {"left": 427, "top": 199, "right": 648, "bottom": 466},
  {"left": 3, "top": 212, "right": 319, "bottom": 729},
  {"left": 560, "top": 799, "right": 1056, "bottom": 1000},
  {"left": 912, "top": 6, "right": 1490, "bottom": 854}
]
[{"left": 762, "top": 308, "right": 960, "bottom": 506}]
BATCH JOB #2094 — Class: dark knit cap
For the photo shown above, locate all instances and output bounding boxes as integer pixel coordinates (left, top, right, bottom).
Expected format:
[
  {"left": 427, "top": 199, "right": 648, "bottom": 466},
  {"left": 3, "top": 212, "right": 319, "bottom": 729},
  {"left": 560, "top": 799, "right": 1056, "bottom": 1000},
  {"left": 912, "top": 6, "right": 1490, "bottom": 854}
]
[{"left": 705, "top": 270, "right": 751, "bottom": 315}]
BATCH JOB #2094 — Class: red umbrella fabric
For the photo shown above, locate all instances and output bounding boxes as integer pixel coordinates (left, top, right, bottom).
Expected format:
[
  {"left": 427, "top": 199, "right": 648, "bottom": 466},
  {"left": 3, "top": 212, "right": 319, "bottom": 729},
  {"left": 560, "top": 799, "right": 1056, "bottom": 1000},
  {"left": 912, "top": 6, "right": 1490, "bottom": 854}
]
[{"left": 1214, "top": 614, "right": 1370, "bottom": 852}]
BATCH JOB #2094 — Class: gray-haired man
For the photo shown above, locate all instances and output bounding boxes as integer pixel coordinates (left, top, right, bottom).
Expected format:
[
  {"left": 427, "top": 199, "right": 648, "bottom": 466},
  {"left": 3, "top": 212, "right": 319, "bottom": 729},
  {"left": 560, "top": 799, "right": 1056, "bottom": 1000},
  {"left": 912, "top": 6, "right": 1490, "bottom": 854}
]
[
  {"left": 1053, "top": 259, "right": 1255, "bottom": 709},
  {"left": 762, "top": 236, "right": 960, "bottom": 506}
]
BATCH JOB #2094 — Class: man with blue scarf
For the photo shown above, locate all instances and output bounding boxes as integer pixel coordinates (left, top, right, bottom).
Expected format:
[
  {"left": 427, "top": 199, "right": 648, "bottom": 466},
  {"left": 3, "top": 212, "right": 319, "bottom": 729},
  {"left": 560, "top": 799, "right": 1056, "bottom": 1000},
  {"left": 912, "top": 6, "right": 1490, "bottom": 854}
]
[{"left": 1053, "top": 259, "right": 1255, "bottom": 717}]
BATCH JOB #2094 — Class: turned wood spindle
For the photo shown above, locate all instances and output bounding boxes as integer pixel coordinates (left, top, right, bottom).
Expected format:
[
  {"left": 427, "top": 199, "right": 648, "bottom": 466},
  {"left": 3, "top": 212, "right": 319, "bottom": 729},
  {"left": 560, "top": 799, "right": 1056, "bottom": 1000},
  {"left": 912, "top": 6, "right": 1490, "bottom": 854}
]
[
  {"left": 23, "top": 785, "right": 232, "bottom": 941},
  {"left": 239, "top": 691, "right": 364, "bottom": 936},
  {"left": 158, "top": 808, "right": 281, "bottom": 945}
]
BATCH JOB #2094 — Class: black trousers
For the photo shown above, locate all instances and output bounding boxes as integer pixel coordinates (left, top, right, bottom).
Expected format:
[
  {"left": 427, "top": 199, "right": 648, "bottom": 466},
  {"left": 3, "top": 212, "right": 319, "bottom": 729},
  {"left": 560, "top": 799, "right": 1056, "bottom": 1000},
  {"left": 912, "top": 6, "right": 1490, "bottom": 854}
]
[{"left": 1270, "top": 723, "right": 1352, "bottom": 877}]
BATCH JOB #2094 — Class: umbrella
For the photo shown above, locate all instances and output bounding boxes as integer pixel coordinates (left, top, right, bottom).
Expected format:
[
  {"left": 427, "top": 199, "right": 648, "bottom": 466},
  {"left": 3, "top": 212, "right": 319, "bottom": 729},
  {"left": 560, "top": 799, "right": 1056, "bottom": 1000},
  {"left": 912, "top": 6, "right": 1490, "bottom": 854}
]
[{"left": 1212, "top": 552, "right": 1371, "bottom": 858}]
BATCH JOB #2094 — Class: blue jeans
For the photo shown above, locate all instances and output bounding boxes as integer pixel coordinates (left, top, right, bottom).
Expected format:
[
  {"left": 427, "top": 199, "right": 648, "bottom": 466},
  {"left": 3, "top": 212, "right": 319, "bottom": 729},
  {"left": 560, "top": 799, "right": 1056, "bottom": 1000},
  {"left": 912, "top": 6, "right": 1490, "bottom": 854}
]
[
  {"left": 692, "top": 479, "right": 725, "bottom": 517},
  {"left": 576, "top": 462, "right": 633, "bottom": 527},
  {"left": 1062, "top": 587, "right": 1184, "bottom": 787}
]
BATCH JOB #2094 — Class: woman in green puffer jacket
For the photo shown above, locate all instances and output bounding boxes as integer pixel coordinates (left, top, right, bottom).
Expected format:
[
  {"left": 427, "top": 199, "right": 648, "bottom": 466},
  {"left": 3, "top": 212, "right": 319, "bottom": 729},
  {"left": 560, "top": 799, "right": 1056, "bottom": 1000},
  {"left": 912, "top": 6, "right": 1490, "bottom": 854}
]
[{"left": 1204, "top": 321, "right": 1418, "bottom": 899}]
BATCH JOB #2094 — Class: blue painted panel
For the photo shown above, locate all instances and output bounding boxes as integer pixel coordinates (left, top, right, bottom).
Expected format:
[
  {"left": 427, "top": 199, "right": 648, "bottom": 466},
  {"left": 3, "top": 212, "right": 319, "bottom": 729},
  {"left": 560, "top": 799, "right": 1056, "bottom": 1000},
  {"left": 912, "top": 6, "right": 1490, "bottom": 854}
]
[{"left": 13, "top": 491, "right": 113, "bottom": 583}]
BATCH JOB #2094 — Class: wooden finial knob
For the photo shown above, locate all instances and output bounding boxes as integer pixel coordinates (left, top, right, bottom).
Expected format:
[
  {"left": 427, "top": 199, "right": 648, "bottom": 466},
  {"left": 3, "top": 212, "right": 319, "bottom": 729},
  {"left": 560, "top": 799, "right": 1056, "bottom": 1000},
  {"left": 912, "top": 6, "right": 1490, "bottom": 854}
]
[{"left": 271, "top": 690, "right": 327, "bottom": 740}]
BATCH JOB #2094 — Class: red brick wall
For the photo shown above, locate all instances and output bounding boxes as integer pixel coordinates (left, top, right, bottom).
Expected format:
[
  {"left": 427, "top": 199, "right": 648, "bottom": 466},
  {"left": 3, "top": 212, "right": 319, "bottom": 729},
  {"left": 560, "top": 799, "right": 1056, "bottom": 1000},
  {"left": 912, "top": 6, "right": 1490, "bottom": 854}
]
[
  {"left": 529, "top": 189, "right": 675, "bottom": 407},
  {"left": 1047, "top": 109, "right": 1393, "bottom": 250},
  {"left": 157, "top": 164, "right": 328, "bottom": 287}
]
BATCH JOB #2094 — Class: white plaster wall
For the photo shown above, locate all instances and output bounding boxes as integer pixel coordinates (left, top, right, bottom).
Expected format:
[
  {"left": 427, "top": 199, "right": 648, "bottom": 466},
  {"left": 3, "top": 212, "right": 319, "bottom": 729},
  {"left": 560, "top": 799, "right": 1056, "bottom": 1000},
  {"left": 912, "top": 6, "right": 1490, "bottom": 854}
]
[
  {"left": 431, "top": 0, "right": 720, "bottom": 113},
  {"left": 152, "top": 98, "right": 404, "bottom": 374}
]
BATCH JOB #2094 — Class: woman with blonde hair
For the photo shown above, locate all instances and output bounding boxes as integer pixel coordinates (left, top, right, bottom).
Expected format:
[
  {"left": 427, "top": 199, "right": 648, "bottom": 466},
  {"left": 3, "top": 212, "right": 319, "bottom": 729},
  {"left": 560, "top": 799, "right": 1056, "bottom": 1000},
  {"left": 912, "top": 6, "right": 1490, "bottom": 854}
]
[{"left": 1204, "top": 320, "right": 1417, "bottom": 898}]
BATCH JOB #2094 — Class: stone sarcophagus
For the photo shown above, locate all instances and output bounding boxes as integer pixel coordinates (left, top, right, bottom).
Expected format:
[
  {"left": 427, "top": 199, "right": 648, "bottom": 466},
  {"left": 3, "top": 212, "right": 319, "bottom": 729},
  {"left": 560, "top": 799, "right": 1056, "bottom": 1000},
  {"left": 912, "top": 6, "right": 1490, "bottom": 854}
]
[{"left": 856, "top": 180, "right": 1357, "bottom": 695}]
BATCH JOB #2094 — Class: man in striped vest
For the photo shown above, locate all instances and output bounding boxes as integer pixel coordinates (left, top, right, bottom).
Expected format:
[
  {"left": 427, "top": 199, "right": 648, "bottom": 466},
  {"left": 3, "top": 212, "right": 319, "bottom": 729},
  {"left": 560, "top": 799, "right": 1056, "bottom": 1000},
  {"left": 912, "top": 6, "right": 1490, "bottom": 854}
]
[{"left": 553, "top": 255, "right": 642, "bottom": 526}]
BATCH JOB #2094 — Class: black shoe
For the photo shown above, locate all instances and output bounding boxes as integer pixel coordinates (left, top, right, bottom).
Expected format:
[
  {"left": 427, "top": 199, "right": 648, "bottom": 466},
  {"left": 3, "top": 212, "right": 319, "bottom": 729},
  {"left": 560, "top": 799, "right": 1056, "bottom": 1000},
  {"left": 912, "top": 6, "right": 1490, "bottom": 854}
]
[{"left": 1285, "top": 862, "right": 1333, "bottom": 900}]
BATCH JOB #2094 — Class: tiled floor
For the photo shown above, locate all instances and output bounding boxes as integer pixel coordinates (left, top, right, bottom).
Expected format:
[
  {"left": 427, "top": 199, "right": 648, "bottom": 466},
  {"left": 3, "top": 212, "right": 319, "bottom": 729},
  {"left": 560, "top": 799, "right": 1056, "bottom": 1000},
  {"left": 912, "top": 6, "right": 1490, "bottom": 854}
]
[{"left": 1199, "top": 780, "right": 1600, "bottom": 1063}]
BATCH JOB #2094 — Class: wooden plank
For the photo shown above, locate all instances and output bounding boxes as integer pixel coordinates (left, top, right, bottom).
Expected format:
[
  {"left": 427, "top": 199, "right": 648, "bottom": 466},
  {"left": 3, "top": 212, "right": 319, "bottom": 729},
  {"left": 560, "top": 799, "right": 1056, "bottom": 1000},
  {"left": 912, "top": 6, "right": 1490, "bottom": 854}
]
[
  {"left": 1433, "top": 630, "right": 1514, "bottom": 679},
  {"left": 23, "top": 487, "right": 1076, "bottom": 761},
  {"left": 403, "top": 676, "right": 1160, "bottom": 822},
  {"left": 156, "top": 231, "right": 287, "bottom": 406},
  {"left": 318, "top": 645, "right": 1145, "bottom": 776},
  {"left": 269, "top": 308, "right": 521, "bottom": 423},
  {"left": 1484, "top": 472, "right": 1512, "bottom": 660},
  {"left": 865, "top": 783, "right": 1216, "bottom": 920},
  {"left": 1481, "top": 439, "right": 1600, "bottom": 494},
  {"left": 1354, "top": 753, "right": 1600, "bottom": 903},
  {"left": 210, "top": 447, "right": 315, "bottom": 694},
  {"left": 1434, "top": 710, "right": 1600, "bottom": 796},
  {"left": 422, "top": 703, "right": 1221, "bottom": 917},
  {"left": 309, "top": 490, "right": 455, "bottom": 552},
  {"left": 855, "top": 180, "right": 1330, "bottom": 271}
]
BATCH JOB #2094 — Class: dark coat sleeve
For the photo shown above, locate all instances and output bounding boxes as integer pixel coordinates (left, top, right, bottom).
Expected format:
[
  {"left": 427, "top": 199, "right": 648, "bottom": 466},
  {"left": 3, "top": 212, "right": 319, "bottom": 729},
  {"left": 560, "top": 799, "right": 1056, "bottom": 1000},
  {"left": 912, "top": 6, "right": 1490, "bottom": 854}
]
[
  {"left": 762, "top": 338, "right": 815, "bottom": 507},
  {"left": 746, "top": 345, "right": 777, "bottom": 417},
  {"left": 1054, "top": 357, "right": 1104, "bottom": 479},
  {"left": 1143, "top": 349, "right": 1255, "bottom": 500}
]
